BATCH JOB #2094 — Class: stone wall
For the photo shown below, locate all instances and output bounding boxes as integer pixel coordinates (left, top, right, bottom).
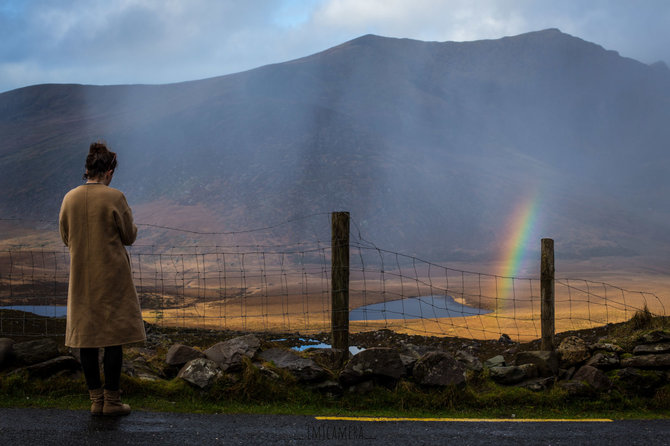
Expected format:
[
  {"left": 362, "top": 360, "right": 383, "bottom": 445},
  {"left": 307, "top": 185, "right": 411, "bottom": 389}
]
[{"left": 1, "top": 328, "right": 669, "bottom": 400}]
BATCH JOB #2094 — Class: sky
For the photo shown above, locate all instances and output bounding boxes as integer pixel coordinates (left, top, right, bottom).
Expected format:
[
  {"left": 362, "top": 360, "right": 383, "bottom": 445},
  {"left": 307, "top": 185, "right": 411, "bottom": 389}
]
[{"left": 1, "top": 0, "right": 670, "bottom": 93}]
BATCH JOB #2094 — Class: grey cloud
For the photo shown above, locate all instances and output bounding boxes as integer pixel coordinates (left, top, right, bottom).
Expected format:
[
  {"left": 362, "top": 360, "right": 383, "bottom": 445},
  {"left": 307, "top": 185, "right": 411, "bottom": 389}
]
[
  {"left": 1, "top": 1, "right": 287, "bottom": 90},
  {"left": 1, "top": 0, "right": 669, "bottom": 93}
]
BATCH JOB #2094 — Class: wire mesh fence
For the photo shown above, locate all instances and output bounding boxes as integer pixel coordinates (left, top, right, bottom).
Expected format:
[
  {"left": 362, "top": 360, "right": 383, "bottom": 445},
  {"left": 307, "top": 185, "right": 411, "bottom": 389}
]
[
  {"left": 1, "top": 240, "right": 666, "bottom": 341},
  {"left": 130, "top": 244, "right": 333, "bottom": 333},
  {"left": 347, "top": 243, "right": 666, "bottom": 341}
]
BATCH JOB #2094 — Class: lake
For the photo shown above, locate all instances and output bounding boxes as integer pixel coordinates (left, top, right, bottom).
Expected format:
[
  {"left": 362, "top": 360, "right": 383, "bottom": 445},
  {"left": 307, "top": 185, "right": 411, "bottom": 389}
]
[
  {"left": 349, "top": 295, "right": 491, "bottom": 321},
  {"left": 2, "top": 296, "right": 491, "bottom": 324},
  {"left": 0, "top": 305, "right": 67, "bottom": 318}
]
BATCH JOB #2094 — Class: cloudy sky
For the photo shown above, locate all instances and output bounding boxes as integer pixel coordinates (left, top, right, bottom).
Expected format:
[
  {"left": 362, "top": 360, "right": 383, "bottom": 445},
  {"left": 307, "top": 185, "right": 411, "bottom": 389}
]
[{"left": 1, "top": 0, "right": 669, "bottom": 93}]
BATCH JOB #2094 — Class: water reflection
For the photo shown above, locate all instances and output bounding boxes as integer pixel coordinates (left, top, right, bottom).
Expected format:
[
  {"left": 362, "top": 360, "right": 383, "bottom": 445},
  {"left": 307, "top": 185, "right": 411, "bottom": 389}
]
[
  {"left": 349, "top": 295, "right": 491, "bottom": 321},
  {"left": 0, "top": 305, "right": 66, "bottom": 318}
]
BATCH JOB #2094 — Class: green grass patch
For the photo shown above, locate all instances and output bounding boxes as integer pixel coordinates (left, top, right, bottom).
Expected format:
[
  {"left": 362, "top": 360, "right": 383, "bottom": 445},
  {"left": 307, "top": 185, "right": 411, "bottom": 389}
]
[
  {"left": 602, "top": 312, "right": 670, "bottom": 351},
  {"left": 1, "top": 368, "right": 668, "bottom": 420},
  {"left": 3, "top": 315, "right": 669, "bottom": 420}
]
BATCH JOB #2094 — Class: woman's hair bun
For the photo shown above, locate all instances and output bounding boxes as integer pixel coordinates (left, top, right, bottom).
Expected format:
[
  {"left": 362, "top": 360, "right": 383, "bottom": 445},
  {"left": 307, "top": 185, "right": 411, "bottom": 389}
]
[
  {"left": 89, "top": 141, "right": 108, "bottom": 154},
  {"left": 83, "top": 141, "right": 117, "bottom": 180}
]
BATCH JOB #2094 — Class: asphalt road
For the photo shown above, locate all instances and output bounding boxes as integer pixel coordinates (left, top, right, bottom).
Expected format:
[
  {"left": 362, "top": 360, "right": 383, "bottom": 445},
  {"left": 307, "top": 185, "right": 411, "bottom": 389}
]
[{"left": 0, "top": 408, "right": 669, "bottom": 445}]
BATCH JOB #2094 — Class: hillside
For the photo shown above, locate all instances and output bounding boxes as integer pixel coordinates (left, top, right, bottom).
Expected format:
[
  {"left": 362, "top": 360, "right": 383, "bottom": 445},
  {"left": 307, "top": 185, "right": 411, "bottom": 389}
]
[{"left": 1, "top": 29, "right": 669, "bottom": 270}]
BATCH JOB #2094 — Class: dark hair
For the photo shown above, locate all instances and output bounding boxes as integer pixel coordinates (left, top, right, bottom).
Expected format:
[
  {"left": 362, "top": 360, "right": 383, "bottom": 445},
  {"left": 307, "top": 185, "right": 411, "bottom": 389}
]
[{"left": 83, "top": 141, "right": 117, "bottom": 180}]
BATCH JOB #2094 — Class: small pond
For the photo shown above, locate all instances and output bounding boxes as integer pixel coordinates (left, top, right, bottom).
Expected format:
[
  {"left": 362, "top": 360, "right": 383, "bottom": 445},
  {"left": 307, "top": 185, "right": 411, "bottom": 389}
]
[
  {"left": 349, "top": 295, "right": 491, "bottom": 321},
  {"left": 273, "top": 338, "right": 365, "bottom": 355},
  {"left": 292, "top": 342, "right": 365, "bottom": 355}
]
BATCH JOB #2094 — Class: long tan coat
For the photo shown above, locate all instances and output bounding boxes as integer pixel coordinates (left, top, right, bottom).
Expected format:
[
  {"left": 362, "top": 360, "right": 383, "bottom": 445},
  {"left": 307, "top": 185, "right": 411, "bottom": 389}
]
[{"left": 59, "top": 184, "right": 146, "bottom": 348}]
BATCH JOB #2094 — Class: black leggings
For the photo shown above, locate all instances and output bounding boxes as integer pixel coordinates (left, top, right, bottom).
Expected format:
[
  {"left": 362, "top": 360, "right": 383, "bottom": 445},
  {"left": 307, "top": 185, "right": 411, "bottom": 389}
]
[{"left": 79, "top": 346, "right": 123, "bottom": 391}]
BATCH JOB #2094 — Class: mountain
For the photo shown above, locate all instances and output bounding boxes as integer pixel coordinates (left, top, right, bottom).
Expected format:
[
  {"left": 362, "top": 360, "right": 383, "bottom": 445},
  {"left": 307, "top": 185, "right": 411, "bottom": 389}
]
[{"left": 1, "top": 29, "right": 669, "bottom": 269}]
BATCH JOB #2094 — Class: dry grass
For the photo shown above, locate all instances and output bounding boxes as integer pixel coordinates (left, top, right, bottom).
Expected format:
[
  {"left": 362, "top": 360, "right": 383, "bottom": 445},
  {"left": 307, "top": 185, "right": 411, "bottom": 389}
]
[
  {"left": 2, "top": 246, "right": 668, "bottom": 342},
  {"left": 139, "top": 279, "right": 662, "bottom": 342}
]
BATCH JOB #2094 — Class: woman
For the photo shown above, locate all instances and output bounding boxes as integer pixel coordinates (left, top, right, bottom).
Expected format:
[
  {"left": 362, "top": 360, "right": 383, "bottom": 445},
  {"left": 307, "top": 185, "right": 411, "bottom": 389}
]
[{"left": 59, "top": 141, "right": 145, "bottom": 416}]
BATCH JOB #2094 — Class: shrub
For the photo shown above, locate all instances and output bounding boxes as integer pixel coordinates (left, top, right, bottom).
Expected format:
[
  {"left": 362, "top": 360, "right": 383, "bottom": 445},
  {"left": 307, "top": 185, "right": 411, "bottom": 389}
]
[{"left": 628, "top": 304, "right": 653, "bottom": 330}]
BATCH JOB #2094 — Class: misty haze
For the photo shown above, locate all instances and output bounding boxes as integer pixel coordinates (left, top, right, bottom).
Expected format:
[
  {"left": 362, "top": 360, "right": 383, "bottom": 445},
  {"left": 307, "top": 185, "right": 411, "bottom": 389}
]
[
  {"left": 1, "top": 28, "right": 669, "bottom": 282},
  {"left": 5, "top": 4, "right": 670, "bottom": 429}
]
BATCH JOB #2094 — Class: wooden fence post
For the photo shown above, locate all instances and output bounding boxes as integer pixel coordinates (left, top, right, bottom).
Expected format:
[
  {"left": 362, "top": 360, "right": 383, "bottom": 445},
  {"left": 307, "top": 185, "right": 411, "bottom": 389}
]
[
  {"left": 541, "top": 238, "right": 555, "bottom": 351},
  {"left": 331, "top": 211, "right": 350, "bottom": 357}
]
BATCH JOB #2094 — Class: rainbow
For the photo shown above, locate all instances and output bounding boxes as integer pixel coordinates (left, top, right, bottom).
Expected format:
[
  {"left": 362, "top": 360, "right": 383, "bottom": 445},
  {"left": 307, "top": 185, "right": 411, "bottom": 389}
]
[
  {"left": 499, "top": 192, "right": 540, "bottom": 280},
  {"left": 495, "top": 192, "right": 541, "bottom": 313}
]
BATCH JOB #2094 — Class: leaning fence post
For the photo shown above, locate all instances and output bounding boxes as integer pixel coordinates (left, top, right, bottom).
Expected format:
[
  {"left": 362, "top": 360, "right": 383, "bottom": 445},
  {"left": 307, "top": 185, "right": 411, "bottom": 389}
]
[
  {"left": 331, "top": 211, "right": 350, "bottom": 359},
  {"left": 541, "top": 238, "right": 555, "bottom": 351}
]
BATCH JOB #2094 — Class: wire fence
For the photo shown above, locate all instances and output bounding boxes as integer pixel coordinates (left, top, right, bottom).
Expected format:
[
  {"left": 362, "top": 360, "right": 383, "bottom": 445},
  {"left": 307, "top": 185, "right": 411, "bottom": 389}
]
[
  {"left": 0, "top": 214, "right": 667, "bottom": 341},
  {"left": 347, "top": 242, "right": 666, "bottom": 341}
]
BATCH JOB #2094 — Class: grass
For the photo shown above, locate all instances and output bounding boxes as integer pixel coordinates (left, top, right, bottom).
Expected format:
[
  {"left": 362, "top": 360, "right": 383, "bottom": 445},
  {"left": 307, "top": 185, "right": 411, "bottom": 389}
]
[
  {"left": 1, "top": 363, "right": 669, "bottom": 420},
  {"left": 1, "top": 312, "right": 669, "bottom": 420},
  {"left": 628, "top": 304, "right": 654, "bottom": 330},
  {"left": 600, "top": 308, "right": 669, "bottom": 351}
]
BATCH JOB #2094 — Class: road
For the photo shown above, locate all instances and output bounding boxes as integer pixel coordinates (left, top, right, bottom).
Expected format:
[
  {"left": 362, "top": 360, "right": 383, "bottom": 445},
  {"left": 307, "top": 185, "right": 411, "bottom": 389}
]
[{"left": 0, "top": 408, "right": 669, "bottom": 445}]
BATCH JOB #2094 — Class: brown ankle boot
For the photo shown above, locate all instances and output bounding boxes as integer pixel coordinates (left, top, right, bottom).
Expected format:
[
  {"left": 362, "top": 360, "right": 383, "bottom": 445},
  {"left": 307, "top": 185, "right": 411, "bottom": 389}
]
[
  {"left": 103, "top": 389, "right": 131, "bottom": 416},
  {"left": 89, "top": 388, "right": 104, "bottom": 415}
]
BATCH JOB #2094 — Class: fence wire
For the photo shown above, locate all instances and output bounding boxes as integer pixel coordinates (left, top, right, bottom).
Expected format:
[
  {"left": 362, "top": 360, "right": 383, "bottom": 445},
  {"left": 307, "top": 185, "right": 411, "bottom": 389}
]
[
  {"left": 1, "top": 243, "right": 666, "bottom": 341},
  {"left": 1, "top": 214, "right": 667, "bottom": 341},
  {"left": 347, "top": 243, "right": 666, "bottom": 341}
]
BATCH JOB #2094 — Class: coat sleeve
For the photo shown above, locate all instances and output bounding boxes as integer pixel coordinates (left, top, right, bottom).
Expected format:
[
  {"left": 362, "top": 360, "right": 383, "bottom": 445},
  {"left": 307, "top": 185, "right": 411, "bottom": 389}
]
[
  {"left": 113, "top": 194, "right": 138, "bottom": 246},
  {"left": 59, "top": 197, "right": 69, "bottom": 247}
]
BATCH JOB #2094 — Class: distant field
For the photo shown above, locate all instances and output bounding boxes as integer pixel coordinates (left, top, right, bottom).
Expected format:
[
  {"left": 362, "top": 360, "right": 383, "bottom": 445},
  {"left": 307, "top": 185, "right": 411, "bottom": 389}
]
[
  {"left": 133, "top": 271, "right": 666, "bottom": 342},
  {"left": 1, "top": 238, "right": 668, "bottom": 342}
]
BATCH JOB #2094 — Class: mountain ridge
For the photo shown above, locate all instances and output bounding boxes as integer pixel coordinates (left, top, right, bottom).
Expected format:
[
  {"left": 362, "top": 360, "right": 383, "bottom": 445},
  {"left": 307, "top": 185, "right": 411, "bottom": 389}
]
[{"left": 1, "top": 29, "right": 669, "bottom": 269}]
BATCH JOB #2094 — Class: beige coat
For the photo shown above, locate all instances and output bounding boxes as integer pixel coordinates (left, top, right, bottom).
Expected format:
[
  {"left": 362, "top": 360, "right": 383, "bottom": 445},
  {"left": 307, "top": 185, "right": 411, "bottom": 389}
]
[{"left": 59, "top": 184, "right": 146, "bottom": 348}]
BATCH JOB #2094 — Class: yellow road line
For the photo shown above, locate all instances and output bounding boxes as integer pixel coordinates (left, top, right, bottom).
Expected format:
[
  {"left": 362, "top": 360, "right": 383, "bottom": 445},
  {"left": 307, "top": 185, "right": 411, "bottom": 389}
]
[{"left": 315, "top": 416, "right": 613, "bottom": 423}]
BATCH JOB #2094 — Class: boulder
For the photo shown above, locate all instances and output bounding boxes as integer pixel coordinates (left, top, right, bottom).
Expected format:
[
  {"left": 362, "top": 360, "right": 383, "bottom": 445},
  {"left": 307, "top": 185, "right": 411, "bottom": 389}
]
[
  {"left": 489, "top": 365, "right": 535, "bottom": 385},
  {"left": 305, "top": 348, "right": 349, "bottom": 371},
  {"left": 514, "top": 351, "right": 559, "bottom": 377},
  {"left": 505, "top": 346, "right": 519, "bottom": 356},
  {"left": 484, "top": 355, "right": 506, "bottom": 369},
  {"left": 516, "top": 377, "right": 555, "bottom": 391},
  {"left": 204, "top": 334, "right": 260, "bottom": 371},
  {"left": 519, "top": 363, "right": 539, "bottom": 379},
  {"left": 401, "top": 343, "right": 433, "bottom": 357},
  {"left": 413, "top": 351, "right": 467, "bottom": 387},
  {"left": 257, "top": 364, "right": 281, "bottom": 380},
  {"left": 259, "top": 348, "right": 327, "bottom": 382},
  {"left": 455, "top": 350, "right": 483, "bottom": 372},
  {"left": 0, "top": 338, "right": 15, "bottom": 367},
  {"left": 610, "top": 367, "right": 665, "bottom": 397},
  {"left": 633, "top": 343, "right": 670, "bottom": 355},
  {"left": 498, "top": 334, "right": 515, "bottom": 344},
  {"left": 135, "top": 372, "right": 162, "bottom": 382},
  {"left": 399, "top": 353, "right": 418, "bottom": 375},
  {"left": 460, "top": 342, "right": 481, "bottom": 355},
  {"left": 621, "top": 353, "right": 670, "bottom": 368},
  {"left": 166, "top": 344, "right": 205, "bottom": 366},
  {"left": 557, "top": 336, "right": 590, "bottom": 366},
  {"left": 585, "top": 352, "right": 619, "bottom": 370},
  {"left": 123, "top": 357, "right": 163, "bottom": 381},
  {"left": 557, "top": 380, "right": 593, "bottom": 396},
  {"left": 591, "top": 342, "right": 623, "bottom": 353},
  {"left": 637, "top": 330, "right": 670, "bottom": 345},
  {"left": 178, "top": 358, "right": 222, "bottom": 388},
  {"left": 340, "top": 348, "right": 404, "bottom": 386},
  {"left": 16, "top": 356, "right": 80, "bottom": 378},
  {"left": 13, "top": 338, "right": 59, "bottom": 365},
  {"left": 560, "top": 366, "right": 576, "bottom": 381},
  {"left": 572, "top": 365, "right": 611, "bottom": 392}
]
